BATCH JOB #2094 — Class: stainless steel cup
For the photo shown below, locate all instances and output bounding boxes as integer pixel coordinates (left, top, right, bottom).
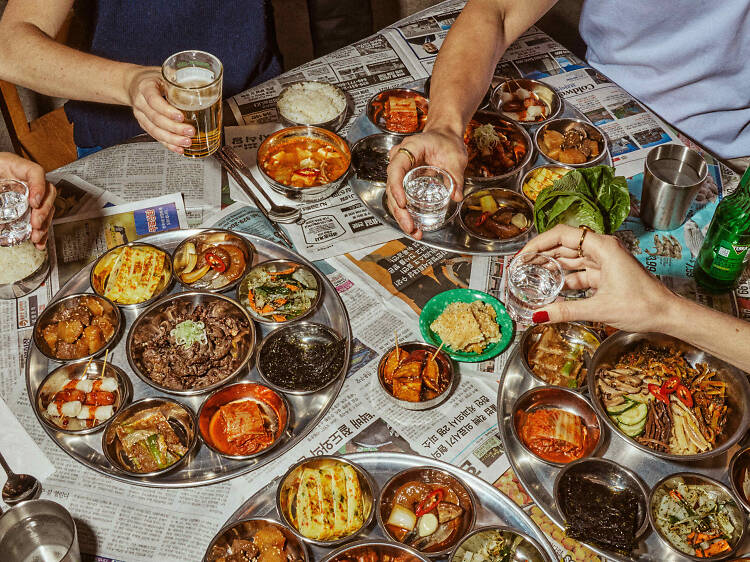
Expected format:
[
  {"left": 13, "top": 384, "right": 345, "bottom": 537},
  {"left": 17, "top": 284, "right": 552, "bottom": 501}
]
[
  {"left": 641, "top": 144, "right": 707, "bottom": 230},
  {"left": 0, "top": 499, "right": 81, "bottom": 562}
]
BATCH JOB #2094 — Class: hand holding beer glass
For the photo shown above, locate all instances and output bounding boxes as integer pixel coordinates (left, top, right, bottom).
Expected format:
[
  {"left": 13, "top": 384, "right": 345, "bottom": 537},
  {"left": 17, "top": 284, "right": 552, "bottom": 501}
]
[{"left": 161, "top": 51, "right": 223, "bottom": 158}]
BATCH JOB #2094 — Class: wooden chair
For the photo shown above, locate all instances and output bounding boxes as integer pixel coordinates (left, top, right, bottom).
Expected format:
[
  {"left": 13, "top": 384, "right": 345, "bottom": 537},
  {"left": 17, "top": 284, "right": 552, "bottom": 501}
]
[{"left": 0, "top": 11, "right": 78, "bottom": 172}]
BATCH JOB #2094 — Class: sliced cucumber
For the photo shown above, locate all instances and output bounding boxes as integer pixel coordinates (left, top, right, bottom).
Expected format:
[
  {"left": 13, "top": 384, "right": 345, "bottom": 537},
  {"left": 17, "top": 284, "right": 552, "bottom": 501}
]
[
  {"left": 618, "top": 418, "right": 646, "bottom": 437},
  {"left": 616, "top": 402, "right": 648, "bottom": 426},
  {"left": 606, "top": 400, "right": 635, "bottom": 415},
  {"left": 625, "top": 393, "right": 651, "bottom": 404}
]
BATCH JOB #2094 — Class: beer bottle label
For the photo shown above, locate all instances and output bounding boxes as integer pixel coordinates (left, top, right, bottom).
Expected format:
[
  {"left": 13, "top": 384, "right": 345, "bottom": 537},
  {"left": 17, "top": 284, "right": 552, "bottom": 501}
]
[{"left": 707, "top": 239, "right": 750, "bottom": 281}]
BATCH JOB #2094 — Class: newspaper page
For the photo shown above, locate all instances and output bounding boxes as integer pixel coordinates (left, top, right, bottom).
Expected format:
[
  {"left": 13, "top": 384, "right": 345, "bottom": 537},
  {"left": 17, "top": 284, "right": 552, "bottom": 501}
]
[{"left": 47, "top": 173, "right": 126, "bottom": 217}]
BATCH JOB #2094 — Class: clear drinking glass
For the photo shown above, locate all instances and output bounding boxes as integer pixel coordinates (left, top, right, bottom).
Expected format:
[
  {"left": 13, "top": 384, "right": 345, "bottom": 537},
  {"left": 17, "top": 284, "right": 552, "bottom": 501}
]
[
  {"left": 506, "top": 252, "right": 564, "bottom": 323},
  {"left": 403, "top": 165, "right": 454, "bottom": 231},
  {"left": 0, "top": 179, "right": 32, "bottom": 246},
  {"left": 0, "top": 499, "right": 80, "bottom": 562},
  {"left": 162, "top": 50, "right": 223, "bottom": 158}
]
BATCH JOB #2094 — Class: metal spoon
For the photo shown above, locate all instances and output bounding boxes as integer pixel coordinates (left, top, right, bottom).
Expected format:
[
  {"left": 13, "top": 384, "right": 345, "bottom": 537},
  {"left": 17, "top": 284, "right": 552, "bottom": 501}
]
[{"left": 0, "top": 450, "right": 41, "bottom": 506}]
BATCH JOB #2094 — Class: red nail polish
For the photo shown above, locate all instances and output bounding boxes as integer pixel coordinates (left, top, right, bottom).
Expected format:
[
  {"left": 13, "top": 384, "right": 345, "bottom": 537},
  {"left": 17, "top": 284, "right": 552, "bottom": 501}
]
[{"left": 532, "top": 310, "right": 549, "bottom": 324}]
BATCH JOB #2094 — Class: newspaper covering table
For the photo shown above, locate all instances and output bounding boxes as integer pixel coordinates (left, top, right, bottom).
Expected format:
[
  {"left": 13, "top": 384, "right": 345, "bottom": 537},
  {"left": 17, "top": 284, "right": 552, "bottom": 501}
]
[{"left": 0, "top": 1, "right": 748, "bottom": 561}]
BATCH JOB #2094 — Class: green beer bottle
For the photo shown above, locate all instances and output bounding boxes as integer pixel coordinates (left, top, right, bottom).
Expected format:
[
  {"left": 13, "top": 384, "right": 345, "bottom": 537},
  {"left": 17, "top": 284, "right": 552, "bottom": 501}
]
[{"left": 694, "top": 166, "right": 750, "bottom": 292}]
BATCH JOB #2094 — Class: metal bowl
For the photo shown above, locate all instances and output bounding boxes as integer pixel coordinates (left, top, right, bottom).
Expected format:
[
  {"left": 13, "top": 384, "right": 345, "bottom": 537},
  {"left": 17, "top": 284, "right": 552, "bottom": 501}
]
[
  {"left": 730, "top": 446, "right": 750, "bottom": 512},
  {"left": 197, "top": 382, "right": 289, "bottom": 460},
  {"left": 256, "top": 125, "right": 351, "bottom": 202},
  {"left": 276, "top": 455, "right": 376, "bottom": 547},
  {"left": 449, "top": 525, "right": 552, "bottom": 562},
  {"left": 366, "top": 88, "right": 429, "bottom": 136},
  {"left": 511, "top": 386, "right": 602, "bottom": 467},
  {"left": 171, "top": 228, "right": 255, "bottom": 293},
  {"left": 33, "top": 292, "right": 122, "bottom": 363},
  {"left": 89, "top": 242, "right": 174, "bottom": 309},
  {"left": 376, "top": 341, "right": 454, "bottom": 410},
  {"left": 102, "top": 397, "right": 197, "bottom": 478},
  {"left": 0, "top": 239, "right": 49, "bottom": 300},
  {"left": 554, "top": 458, "right": 650, "bottom": 548},
  {"left": 648, "top": 472, "right": 746, "bottom": 560},
  {"left": 320, "top": 540, "right": 432, "bottom": 562},
  {"left": 351, "top": 133, "right": 402, "bottom": 184},
  {"left": 587, "top": 331, "right": 750, "bottom": 461},
  {"left": 203, "top": 517, "right": 309, "bottom": 562},
  {"left": 256, "top": 322, "right": 346, "bottom": 395},
  {"left": 237, "top": 259, "right": 322, "bottom": 326},
  {"left": 276, "top": 80, "right": 349, "bottom": 132},
  {"left": 126, "top": 291, "right": 256, "bottom": 396},
  {"left": 35, "top": 358, "right": 132, "bottom": 434},
  {"left": 377, "top": 465, "right": 477, "bottom": 557},
  {"left": 464, "top": 112, "right": 534, "bottom": 189},
  {"left": 518, "top": 323, "right": 601, "bottom": 390},
  {"left": 457, "top": 188, "right": 533, "bottom": 244},
  {"left": 534, "top": 118, "right": 608, "bottom": 168},
  {"left": 518, "top": 164, "right": 574, "bottom": 205},
  {"left": 490, "top": 78, "right": 563, "bottom": 127}
]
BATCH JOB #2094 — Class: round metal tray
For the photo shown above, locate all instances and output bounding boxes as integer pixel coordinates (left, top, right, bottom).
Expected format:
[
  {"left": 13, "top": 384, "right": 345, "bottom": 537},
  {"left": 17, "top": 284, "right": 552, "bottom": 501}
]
[
  {"left": 221, "top": 451, "right": 558, "bottom": 561},
  {"left": 498, "top": 346, "right": 750, "bottom": 561},
  {"left": 25, "top": 229, "right": 351, "bottom": 488},
  {"left": 346, "top": 80, "right": 612, "bottom": 256}
]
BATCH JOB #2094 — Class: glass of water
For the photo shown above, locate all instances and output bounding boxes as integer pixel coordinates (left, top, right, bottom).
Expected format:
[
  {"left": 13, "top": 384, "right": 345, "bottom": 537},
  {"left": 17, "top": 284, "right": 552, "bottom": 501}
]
[
  {"left": 403, "top": 165, "right": 454, "bottom": 231},
  {"left": 0, "top": 499, "right": 80, "bottom": 562},
  {"left": 0, "top": 179, "right": 32, "bottom": 246},
  {"left": 506, "top": 252, "right": 564, "bottom": 323}
]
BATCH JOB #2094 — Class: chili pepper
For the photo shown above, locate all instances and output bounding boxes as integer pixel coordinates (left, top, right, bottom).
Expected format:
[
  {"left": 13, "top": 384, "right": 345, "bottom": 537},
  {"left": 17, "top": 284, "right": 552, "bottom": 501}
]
[
  {"left": 293, "top": 168, "right": 319, "bottom": 177},
  {"left": 661, "top": 376, "right": 681, "bottom": 394},
  {"left": 475, "top": 212, "right": 491, "bottom": 226},
  {"left": 676, "top": 384, "right": 694, "bottom": 408},
  {"left": 204, "top": 252, "right": 227, "bottom": 273},
  {"left": 648, "top": 383, "right": 669, "bottom": 404},
  {"left": 415, "top": 488, "right": 445, "bottom": 516}
]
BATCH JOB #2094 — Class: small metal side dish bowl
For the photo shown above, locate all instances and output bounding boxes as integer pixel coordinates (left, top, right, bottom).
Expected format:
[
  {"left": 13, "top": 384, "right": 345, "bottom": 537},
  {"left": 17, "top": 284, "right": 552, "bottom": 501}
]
[
  {"left": 648, "top": 472, "right": 746, "bottom": 561},
  {"left": 35, "top": 358, "right": 132, "bottom": 434},
  {"left": 587, "top": 331, "right": 750, "bottom": 461},
  {"left": 102, "top": 397, "right": 197, "bottom": 478},
  {"left": 203, "top": 517, "right": 309, "bottom": 562},
  {"left": 0, "top": 240, "right": 49, "bottom": 300},
  {"left": 730, "top": 446, "right": 750, "bottom": 512},
  {"left": 511, "top": 386, "right": 602, "bottom": 467},
  {"left": 276, "top": 455, "right": 376, "bottom": 547},
  {"left": 256, "top": 321, "right": 346, "bottom": 395},
  {"left": 197, "top": 382, "right": 289, "bottom": 460},
  {"left": 320, "top": 540, "right": 432, "bottom": 562},
  {"left": 237, "top": 258, "right": 323, "bottom": 326},
  {"left": 457, "top": 188, "right": 533, "bottom": 244},
  {"left": 449, "top": 525, "right": 552, "bottom": 562},
  {"left": 490, "top": 78, "right": 562, "bottom": 127},
  {"left": 377, "top": 465, "right": 477, "bottom": 558},
  {"left": 518, "top": 164, "right": 574, "bottom": 205},
  {"left": 554, "top": 458, "right": 650, "bottom": 550},
  {"left": 33, "top": 292, "right": 122, "bottom": 363},
  {"left": 366, "top": 88, "right": 429, "bottom": 136},
  {"left": 126, "top": 291, "right": 256, "bottom": 396},
  {"left": 518, "top": 322, "right": 601, "bottom": 391},
  {"left": 256, "top": 125, "right": 351, "bottom": 202},
  {"left": 351, "top": 133, "right": 402, "bottom": 184},
  {"left": 376, "top": 341, "right": 454, "bottom": 411},
  {"left": 276, "top": 80, "right": 349, "bottom": 132},
  {"left": 534, "top": 118, "right": 608, "bottom": 168},
  {"left": 89, "top": 242, "right": 174, "bottom": 310},
  {"left": 171, "top": 228, "right": 255, "bottom": 294}
]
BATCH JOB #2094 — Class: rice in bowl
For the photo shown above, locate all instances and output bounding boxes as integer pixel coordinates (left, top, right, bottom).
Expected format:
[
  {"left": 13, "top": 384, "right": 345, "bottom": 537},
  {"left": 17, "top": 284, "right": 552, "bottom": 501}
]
[
  {"left": 277, "top": 82, "right": 346, "bottom": 126},
  {"left": 0, "top": 240, "right": 46, "bottom": 285}
]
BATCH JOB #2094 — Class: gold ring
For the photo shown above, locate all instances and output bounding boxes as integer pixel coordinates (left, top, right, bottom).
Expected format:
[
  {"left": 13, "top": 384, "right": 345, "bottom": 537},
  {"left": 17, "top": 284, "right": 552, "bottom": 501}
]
[
  {"left": 577, "top": 226, "right": 592, "bottom": 258},
  {"left": 397, "top": 147, "right": 416, "bottom": 168}
]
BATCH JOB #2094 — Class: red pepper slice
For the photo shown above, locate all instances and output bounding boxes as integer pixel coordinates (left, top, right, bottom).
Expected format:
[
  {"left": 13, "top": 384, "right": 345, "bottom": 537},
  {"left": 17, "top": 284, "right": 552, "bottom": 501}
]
[
  {"left": 648, "top": 383, "right": 669, "bottom": 404},
  {"left": 661, "top": 376, "right": 681, "bottom": 394},
  {"left": 204, "top": 252, "right": 227, "bottom": 273},
  {"left": 675, "top": 384, "right": 693, "bottom": 408},
  {"left": 415, "top": 488, "right": 445, "bottom": 516},
  {"left": 475, "top": 212, "right": 491, "bottom": 226},
  {"left": 293, "top": 168, "right": 319, "bottom": 177}
]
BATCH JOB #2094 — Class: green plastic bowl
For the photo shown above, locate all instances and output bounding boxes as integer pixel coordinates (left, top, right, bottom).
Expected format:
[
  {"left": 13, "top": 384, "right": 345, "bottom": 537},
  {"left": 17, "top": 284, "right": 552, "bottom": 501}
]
[{"left": 419, "top": 288, "right": 514, "bottom": 362}]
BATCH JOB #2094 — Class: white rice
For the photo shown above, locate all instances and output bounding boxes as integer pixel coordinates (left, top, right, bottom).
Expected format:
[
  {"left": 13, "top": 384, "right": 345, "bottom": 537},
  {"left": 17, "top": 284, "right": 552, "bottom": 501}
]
[
  {"left": 0, "top": 240, "right": 46, "bottom": 284},
  {"left": 277, "top": 81, "right": 346, "bottom": 125}
]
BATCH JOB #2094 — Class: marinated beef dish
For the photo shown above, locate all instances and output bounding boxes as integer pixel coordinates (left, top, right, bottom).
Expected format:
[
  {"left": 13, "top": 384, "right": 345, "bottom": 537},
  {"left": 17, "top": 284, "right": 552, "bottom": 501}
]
[
  {"left": 539, "top": 122, "right": 602, "bottom": 165},
  {"left": 39, "top": 295, "right": 117, "bottom": 360},
  {"left": 207, "top": 523, "right": 304, "bottom": 562},
  {"left": 131, "top": 299, "right": 251, "bottom": 391},
  {"left": 381, "top": 342, "right": 451, "bottom": 402},
  {"left": 464, "top": 115, "right": 528, "bottom": 178}
]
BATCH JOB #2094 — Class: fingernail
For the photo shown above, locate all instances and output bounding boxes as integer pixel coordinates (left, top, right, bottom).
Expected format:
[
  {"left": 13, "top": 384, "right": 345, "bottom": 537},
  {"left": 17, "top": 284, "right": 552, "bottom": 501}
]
[
  {"left": 532, "top": 310, "right": 549, "bottom": 324},
  {"left": 32, "top": 194, "right": 41, "bottom": 206},
  {"left": 174, "top": 113, "right": 184, "bottom": 122},
  {"left": 181, "top": 138, "right": 192, "bottom": 147},
  {"left": 183, "top": 127, "right": 194, "bottom": 136}
]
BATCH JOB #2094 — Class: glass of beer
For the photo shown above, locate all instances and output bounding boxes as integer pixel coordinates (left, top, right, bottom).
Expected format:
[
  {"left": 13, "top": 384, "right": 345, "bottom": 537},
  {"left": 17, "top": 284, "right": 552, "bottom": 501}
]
[{"left": 162, "top": 50, "right": 223, "bottom": 158}]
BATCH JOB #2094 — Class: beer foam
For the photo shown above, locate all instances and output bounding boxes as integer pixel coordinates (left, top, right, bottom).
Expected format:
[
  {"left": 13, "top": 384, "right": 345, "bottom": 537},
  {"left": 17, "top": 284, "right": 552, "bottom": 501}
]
[{"left": 168, "top": 67, "right": 220, "bottom": 110}]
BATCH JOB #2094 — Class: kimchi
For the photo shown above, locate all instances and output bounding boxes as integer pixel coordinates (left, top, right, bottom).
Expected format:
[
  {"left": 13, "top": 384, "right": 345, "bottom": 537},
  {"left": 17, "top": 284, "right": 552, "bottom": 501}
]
[{"left": 518, "top": 408, "right": 588, "bottom": 463}]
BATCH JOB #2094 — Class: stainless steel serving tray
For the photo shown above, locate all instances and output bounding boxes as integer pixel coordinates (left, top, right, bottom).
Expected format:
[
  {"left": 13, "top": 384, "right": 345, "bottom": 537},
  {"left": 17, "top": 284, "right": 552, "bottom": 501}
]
[
  {"left": 346, "top": 80, "right": 612, "bottom": 256},
  {"left": 221, "top": 451, "right": 558, "bottom": 561},
  {"left": 498, "top": 346, "right": 750, "bottom": 561},
  {"left": 25, "top": 229, "right": 351, "bottom": 488}
]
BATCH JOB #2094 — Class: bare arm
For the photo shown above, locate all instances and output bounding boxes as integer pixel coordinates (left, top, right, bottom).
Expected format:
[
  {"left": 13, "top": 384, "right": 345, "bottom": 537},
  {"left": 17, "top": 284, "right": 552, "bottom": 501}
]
[
  {"left": 0, "top": 0, "right": 194, "bottom": 153},
  {"left": 386, "top": 0, "right": 557, "bottom": 237}
]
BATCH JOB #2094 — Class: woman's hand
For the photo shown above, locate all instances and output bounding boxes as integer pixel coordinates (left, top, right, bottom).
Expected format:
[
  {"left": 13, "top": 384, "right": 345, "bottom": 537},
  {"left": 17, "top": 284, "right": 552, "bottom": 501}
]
[
  {"left": 0, "top": 152, "right": 55, "bottom": 249},
  {"left": 385, "top": 126, "right": 467, "bottom": 239},
  {"left": 520, "top": 224, "right": 678, "bottom": 333},
  {"left": 127, "top": 67, "right": 195, "bottom": 155}
]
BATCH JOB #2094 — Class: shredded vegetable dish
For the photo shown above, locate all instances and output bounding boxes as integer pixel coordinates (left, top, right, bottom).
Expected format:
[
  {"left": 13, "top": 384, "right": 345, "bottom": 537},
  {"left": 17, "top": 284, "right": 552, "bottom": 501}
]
[{"left": 239, "top": 263, "right": 318, "bottom": 322}]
